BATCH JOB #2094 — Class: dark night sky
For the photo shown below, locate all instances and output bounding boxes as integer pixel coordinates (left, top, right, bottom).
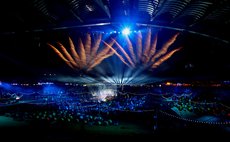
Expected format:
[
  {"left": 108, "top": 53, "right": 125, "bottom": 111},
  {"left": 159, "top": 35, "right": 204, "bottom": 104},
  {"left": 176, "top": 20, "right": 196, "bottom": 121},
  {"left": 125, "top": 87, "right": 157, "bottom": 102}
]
[{"left": 0, "top": 28, "right": 230, "bottom": 82}]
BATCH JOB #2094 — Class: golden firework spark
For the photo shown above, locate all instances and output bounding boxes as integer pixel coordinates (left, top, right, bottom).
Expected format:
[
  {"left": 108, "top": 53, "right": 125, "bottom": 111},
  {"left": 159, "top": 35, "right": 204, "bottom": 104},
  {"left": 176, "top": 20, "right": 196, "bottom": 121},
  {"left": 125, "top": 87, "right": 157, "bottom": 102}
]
[{"left": 47, "top": 33, "right": 116, "bottom": 71}]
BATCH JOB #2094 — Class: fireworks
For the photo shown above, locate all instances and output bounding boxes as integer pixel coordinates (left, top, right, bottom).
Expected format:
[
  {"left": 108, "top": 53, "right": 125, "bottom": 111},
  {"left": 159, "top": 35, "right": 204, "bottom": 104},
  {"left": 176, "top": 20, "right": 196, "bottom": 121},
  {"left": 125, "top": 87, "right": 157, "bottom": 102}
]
[
  {"left": 47, "top": 33, "right": 116, "bottom": 71},
  {"left": 110, "top": 28, "right": 182, "bottom": 69},
  {"left": 48, "top": 28, "right": 182, "bottom": 78}
]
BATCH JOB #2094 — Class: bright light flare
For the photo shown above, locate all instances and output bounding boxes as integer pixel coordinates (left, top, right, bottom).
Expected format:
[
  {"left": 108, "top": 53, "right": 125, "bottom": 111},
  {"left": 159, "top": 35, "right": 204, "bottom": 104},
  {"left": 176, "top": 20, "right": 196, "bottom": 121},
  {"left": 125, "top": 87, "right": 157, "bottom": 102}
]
[
  {"left": 16, "top": 96, "right": 20, "bottom": 100},
  {"left": 122, "top": 28, "right": 131, "bottom": 35}
]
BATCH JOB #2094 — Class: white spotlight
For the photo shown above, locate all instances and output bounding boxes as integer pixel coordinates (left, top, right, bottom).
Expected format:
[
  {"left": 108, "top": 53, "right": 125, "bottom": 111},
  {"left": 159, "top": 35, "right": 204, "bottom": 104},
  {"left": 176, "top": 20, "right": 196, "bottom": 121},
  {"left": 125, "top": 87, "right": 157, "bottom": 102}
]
[{"left": 122, "top": 28, "right": 130, "bottom": 35}]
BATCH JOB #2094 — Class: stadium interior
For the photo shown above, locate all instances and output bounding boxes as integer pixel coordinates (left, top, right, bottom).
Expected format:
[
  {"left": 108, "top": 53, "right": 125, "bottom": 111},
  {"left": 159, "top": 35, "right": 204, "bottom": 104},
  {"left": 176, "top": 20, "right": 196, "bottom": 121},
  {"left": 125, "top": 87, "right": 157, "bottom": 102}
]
[{"left": 0, "top": 0, "right": 230, "bottom": 140}]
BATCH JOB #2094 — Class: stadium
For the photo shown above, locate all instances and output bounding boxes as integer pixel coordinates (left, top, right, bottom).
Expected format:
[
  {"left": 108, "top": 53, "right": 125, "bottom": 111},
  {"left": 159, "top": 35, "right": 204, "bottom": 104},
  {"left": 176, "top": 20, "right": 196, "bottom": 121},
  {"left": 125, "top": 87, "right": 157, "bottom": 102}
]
[{"left": 0, "top": 0, "right": 230, "bottom": 140}]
